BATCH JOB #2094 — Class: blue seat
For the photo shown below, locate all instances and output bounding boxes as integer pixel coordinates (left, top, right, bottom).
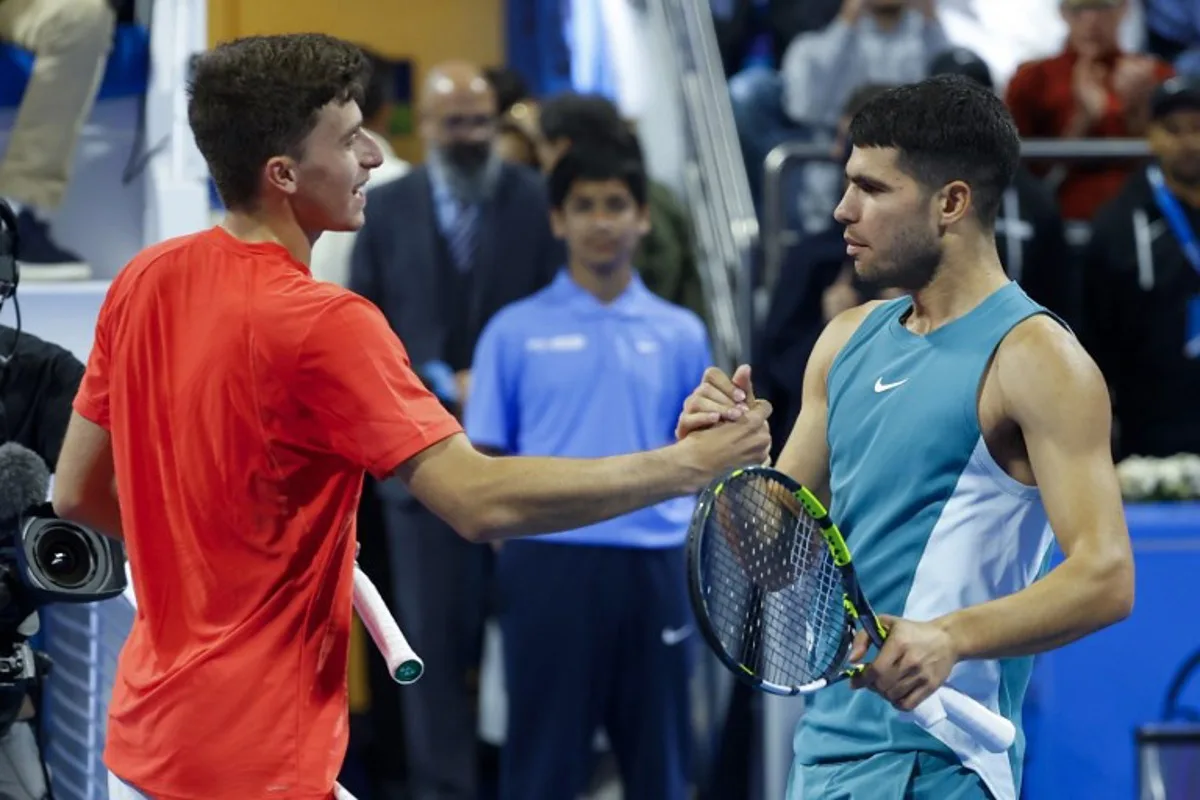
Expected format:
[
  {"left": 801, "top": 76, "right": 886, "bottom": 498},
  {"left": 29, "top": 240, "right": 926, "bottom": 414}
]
[{"left": 0, "top": 22, "right": 149, "bottom": 108}]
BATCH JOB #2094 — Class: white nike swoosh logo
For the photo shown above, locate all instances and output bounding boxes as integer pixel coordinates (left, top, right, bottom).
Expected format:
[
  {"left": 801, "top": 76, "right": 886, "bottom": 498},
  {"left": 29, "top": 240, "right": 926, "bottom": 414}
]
[
  {"left": 661, "top": 626, "right": 693, "bottom": 646},
  {"left": 874, "top": 378, "right": 908, "bottom": 393}
]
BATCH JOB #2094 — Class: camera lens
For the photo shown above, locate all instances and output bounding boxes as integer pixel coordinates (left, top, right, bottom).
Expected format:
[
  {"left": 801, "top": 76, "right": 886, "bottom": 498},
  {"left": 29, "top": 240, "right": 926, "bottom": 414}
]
[{"left": 33, "top": 526, "right": 94, "bottom": 589}]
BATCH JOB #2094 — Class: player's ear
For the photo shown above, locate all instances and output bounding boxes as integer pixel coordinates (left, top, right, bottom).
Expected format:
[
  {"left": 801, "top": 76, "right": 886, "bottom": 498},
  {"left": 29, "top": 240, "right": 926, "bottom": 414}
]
[
  {"left": 550, "top": 208, "right": 567, "bottom": 240},
  {"left": 935, "top": 180, "right": 972, "bottom": 227},
  {"left": 264, "top": 155, "right": 300, "bottom": 197}
]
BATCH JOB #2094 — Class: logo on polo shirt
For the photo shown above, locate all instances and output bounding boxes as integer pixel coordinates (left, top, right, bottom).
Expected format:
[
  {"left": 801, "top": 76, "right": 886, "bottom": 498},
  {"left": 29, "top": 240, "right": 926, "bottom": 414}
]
[{"left": 526, "top": 334, "right": 587, "bottom": 352}]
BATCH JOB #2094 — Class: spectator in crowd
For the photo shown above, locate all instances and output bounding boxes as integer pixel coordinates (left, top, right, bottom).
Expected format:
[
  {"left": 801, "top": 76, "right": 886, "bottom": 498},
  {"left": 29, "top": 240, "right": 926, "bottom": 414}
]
[
  {"left": 484, "top": 66, "right": 541, "bottom": 169},
  {"left": 929, "top": 47, "right": 1078, "bottom": 326},
  {"left": 0, "top": 0, "right": 115, "bottom": 273},
  {"left": 730, "top": 0, "right": 947, "bottom": 203},
  {"left": 1005, "top": 0, "right": 1174, "bottom": 221},
  {"left": 348, "top": 60, "right": 559, "bottom": 800},
  {"left": 711, "top": 0, "right": 841, "bottom": 76},
  {"left": 1081, "top": 74, "right": 1200, "bottom": 459},
  {"left": 780, "top": 0, "right": 948, "bottom": 132},
  {"left": 310, "top": 46, "right": 410, "bottom": 286},
  {"left": 465, "top": 138, "right": 709, "bottom": 800},
  {"left": 536, "top": 92, "right": 706, "bottom": 322},
  {"left": 1144, "top": 0, "right": 1200, "bottom": 74}
]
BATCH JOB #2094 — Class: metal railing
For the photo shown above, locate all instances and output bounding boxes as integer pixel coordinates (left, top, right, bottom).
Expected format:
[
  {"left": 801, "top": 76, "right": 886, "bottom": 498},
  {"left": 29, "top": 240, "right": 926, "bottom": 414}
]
[
  {"left": 761, "top": 137, "right": 1155, "bottom": 298},
  {"left": 647, "top": 0, "right": 759, "bottom": 369}
]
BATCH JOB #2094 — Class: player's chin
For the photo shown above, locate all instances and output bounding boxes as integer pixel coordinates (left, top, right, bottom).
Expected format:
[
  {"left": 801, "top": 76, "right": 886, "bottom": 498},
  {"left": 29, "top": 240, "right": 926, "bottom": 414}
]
[
  {"left": 852, "top": 256, "right": 880, "bottom": 283},
  {"left": 326, "top": 209, "right": 366, "bottom": 233}
]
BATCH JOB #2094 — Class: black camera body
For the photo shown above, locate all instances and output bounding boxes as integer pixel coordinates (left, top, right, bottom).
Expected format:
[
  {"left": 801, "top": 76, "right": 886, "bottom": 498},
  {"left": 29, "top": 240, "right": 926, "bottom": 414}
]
[
  {"left": 0, "top": 503, "right": 127, "bottom": 733},
  {"left": 8, "top": 502, "right": 126, "bottom": 611}
]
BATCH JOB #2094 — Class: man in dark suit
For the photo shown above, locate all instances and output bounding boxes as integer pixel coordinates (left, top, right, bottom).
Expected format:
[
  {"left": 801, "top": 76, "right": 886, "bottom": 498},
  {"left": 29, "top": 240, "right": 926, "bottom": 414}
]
[{"left": 348, "top": 60, "right": 559, "bottom": 800}]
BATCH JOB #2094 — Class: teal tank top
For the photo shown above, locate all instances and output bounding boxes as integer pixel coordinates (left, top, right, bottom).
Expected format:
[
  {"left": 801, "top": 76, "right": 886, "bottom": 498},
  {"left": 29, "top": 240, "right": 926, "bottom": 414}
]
[{"left": 792, "top": 282, "right": 1062, "bottom": 800}]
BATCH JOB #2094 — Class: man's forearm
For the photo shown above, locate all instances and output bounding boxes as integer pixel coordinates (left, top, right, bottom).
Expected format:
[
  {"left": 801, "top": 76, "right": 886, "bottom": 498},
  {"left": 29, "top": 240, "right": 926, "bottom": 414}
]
[
  {"left": 936, "top": 552, "right": 1133, "bottom": 661},
  {"left": 466, "top": 444, "right": 708, "bottom": 542},
  {"left": 52, "top": 482, "right": 124, "bottom": 542}
]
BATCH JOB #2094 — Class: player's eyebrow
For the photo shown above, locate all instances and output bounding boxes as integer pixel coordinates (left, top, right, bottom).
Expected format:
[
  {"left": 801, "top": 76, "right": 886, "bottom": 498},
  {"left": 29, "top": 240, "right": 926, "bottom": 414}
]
[{"left": 847, "top": 172, "right": 890, "bottom": 192}]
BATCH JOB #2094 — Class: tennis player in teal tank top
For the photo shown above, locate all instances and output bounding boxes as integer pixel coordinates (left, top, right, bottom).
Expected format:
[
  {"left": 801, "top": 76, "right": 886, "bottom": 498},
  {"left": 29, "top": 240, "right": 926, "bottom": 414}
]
[{"left": 677, "top": 75, "right": 1135, "bottom": 800}]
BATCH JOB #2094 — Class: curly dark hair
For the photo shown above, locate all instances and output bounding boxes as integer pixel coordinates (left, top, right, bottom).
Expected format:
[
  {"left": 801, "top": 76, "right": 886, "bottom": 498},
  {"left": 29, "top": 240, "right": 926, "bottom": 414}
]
[{"left": 188, "top": 34, "right": 369, "bottom": 210}]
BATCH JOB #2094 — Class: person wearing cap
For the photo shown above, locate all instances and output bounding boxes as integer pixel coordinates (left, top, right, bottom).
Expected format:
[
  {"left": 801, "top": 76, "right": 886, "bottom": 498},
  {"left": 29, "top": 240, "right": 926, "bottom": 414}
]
[
  {"left": 929, "top": 47, "right": 1078, "bottom": 327},
  {"left": 1080, "top": 74, "right": 1200, "bottom": 460},
  {"left": 1005, "top": 0, "right": 1174, "bottom": 221}
]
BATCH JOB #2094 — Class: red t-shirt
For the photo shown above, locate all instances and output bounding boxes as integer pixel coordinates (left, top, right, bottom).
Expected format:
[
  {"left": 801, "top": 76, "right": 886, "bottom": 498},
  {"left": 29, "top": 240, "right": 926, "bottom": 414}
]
[{"left": 74, "top": 227, "right": 461, "bottom": 799}]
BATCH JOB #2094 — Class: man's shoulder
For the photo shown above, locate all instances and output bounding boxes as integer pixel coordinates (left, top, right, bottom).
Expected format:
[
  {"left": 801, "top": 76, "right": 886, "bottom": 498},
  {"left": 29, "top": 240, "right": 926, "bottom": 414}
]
[
  {"left": 995, "top": 312, "right": 1107, "bottom": 420},
  {"left": 496, "top": 162, "right": 550, "bottom": 204},
  {"left": 997, "top": 312, "right": 1090, "bottom": 387},
  {"left": 481, "top": 288, "right": 555, "bottom": 338},
  {"left": 0, "top": 325, "right": 81, "bottom": 370}
]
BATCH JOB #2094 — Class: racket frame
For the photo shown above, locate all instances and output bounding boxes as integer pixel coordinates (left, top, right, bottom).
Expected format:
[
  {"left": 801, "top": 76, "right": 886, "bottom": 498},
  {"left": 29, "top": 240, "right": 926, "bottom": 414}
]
[{"left": 686, "top": 467, "right": 856, "bottom": 697}]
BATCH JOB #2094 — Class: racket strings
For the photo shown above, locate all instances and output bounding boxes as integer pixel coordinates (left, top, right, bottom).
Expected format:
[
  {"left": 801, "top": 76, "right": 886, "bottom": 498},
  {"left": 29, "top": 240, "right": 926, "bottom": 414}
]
[{"left": 699, "top": 475, "right": 848, "bottom": 688}]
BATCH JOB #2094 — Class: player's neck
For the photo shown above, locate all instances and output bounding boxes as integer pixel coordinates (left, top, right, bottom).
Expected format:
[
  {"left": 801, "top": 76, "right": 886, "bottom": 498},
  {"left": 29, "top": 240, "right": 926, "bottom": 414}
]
[
  {"left": 907, "top": 241, "right": 1010, "bottom": 333},
  {"left": 221, "top": 207, "right": 314, "bottom": 266},
  {"left": 568, "top": 260, "right": 634, "bottom": 304}
]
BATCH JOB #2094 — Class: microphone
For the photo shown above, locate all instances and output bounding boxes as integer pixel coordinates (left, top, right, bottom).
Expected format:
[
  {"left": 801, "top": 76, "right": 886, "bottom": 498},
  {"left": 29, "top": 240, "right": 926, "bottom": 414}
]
[{"left": 0, "top": 443, "right": 49, "bottom": 525}]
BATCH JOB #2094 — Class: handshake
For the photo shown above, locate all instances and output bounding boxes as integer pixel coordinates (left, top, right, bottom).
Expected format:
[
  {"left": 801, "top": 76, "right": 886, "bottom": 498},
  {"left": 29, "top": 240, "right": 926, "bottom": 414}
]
[{"left": 672, "top": 364, "right": 773, "bottom": 477}]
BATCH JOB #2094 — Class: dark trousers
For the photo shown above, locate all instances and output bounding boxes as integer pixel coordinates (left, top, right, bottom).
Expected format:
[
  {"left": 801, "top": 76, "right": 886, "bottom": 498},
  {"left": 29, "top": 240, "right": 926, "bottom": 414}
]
[
  {"left": 496, "top": 541, "right": 694, "bottom": 800},
  {"left": 382, "top": 498, "right": 491, "bottom": 800}
]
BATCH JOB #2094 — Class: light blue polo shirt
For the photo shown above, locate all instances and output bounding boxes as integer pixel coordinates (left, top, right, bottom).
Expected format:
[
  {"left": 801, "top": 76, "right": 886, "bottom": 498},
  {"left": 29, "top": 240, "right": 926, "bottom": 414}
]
[{"left": 464, "top": 269, "right": 711, "bottom": 548}]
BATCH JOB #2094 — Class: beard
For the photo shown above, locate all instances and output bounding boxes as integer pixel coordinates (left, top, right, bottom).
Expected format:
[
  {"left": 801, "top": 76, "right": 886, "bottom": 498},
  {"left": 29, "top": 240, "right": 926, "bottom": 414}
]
[
  {"left": 431, "top": 144, "right": 501, "bottom": 204},
  {"left": 856, "top": 221, "right": 943, "bottom": 292}
]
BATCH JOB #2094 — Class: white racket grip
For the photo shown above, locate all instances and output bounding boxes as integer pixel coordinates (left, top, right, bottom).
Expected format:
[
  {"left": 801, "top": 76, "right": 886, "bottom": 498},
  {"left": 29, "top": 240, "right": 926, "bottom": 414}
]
[
  {"left": 908, "top": 686, "right": 1016, "bottom": 753},
  {"left": 352, "top": 564, "right": 424, "bottom": 685},
  {"left": 334, "top": 782, "right": 358, "bottom": 800}
]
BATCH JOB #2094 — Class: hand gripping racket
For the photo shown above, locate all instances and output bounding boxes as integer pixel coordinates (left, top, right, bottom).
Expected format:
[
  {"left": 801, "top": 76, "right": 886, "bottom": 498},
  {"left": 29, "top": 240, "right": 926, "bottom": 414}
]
[
  {"left": 686, "top": 466, "right": 1016, "bottom": 753},
  {"left": 352, "top": 563, "right": 424, "bottom": 684}
]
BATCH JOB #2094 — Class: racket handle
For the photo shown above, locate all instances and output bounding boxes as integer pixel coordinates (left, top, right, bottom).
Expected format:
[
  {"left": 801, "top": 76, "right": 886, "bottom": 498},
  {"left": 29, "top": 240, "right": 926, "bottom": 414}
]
[
  {"left": 908, "top": 686, "right": 1016, "bottom": 753},
  {"left": 352, "top": 564, "right": 424, "bottom": 685},
  {"left": 334, "top": 782, "right": 359, "bottom": 800}
]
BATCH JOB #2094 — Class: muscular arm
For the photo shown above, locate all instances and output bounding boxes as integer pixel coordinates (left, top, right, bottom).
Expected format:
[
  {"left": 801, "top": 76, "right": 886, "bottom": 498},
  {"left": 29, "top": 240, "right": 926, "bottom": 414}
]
[
  {"left": 51, "top": 412, "right": 123, "bottom": 540},
  {"left": 774, "top": 302, "right": 881, "bottom": 503},
  {"left": 937, "top": 318, "right": 1134, "bottom": 660},
  {"left": 393, "top": 425, "right": 764, "bottom": 542}
]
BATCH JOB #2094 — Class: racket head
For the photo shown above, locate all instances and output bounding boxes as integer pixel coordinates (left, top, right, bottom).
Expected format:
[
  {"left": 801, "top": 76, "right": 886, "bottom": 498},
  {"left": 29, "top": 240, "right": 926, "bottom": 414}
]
[{"left": 686, "top": 466, "right": 854, "bottom": 696}]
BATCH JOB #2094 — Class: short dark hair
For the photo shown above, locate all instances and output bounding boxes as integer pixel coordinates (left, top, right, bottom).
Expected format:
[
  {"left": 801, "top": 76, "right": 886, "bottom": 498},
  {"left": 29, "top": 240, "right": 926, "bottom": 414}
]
[
  {"left": 483, "top": 66, "right": 530, "bottom": 116},
  {"left": 188, "top": 34, "right": 369, "bottom": 210},
  {"left": 549, "top": 136, "right": 648, "bottom": 210},
  {"left": 538, "top": 92, "right": 626, "bottom": 146},
  {"left": 842, "top": 83, "right": 893, "bottom": 120},
  {"left": 358, "top": 46, "right": 394, "bottom": 122},
  {"left": 847, "top": 74, "right": 1020, "bottom": 227}
]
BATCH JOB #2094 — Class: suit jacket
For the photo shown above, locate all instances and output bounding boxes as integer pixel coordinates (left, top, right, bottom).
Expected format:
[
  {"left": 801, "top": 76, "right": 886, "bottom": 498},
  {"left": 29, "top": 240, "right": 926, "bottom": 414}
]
[{"left": 349, "top": 162, "right": 561, "bottom": 371}]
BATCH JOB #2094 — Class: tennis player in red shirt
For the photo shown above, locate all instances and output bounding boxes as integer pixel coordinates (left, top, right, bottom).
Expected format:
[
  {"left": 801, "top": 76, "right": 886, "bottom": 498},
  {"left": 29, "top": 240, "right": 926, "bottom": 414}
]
[{"left": 49, "top": 34, "right": 770, "bottom": 800}]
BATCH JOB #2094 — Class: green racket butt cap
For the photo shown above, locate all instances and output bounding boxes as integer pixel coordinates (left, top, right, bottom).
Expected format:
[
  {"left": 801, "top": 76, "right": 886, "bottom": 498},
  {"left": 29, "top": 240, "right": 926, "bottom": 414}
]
[{"left": 395, "top": 660, "right": 424, "bottom": 684}]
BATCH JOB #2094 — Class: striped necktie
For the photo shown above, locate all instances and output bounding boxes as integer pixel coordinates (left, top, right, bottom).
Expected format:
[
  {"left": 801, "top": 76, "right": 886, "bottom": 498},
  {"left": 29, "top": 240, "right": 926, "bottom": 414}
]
[{"left": 449, "top": 201, "right": 479, "bottom": 272}]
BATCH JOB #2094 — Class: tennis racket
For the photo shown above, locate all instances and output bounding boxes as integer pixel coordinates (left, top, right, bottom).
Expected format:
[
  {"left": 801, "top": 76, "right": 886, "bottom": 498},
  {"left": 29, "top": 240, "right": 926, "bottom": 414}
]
[
  {"left": 686, "top": 466, "right": 1016, "bottom": 753},
  {"left": 353, "top": 563, "right": 424, "bottom": 685}
]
